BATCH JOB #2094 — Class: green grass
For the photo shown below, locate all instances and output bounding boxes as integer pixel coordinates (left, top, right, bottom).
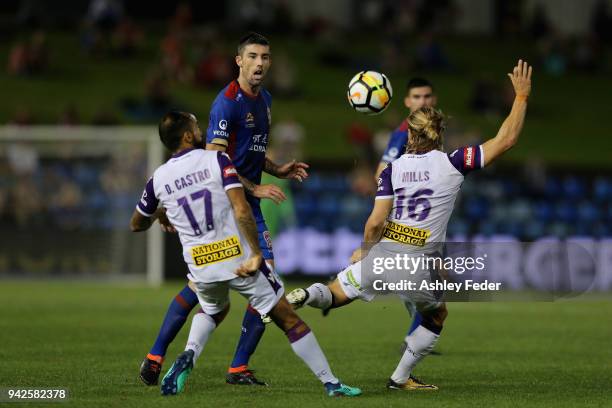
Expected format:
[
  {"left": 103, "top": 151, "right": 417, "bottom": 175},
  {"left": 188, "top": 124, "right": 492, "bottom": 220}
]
[{"left": 0, "top": 281, "right": 610, "bottom": 407}]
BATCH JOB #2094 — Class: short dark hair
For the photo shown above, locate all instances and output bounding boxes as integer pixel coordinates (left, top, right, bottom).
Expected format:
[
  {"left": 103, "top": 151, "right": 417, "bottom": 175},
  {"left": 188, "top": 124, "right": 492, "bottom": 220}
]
[
  {"left": 158, "top": 111, "right": 195, "bottom": 151},
  {"left": 237, "top": 32, "right": 270, "bottom": 55},
  {"left": 406, "top": 77, "right": 434, "bottom": 94}
]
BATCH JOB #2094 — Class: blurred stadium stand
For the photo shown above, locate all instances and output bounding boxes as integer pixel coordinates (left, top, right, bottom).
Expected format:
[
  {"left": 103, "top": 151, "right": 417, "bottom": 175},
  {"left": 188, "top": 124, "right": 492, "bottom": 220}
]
[{"left": 1, "top": 0, "right": 611, "bottom": 282}]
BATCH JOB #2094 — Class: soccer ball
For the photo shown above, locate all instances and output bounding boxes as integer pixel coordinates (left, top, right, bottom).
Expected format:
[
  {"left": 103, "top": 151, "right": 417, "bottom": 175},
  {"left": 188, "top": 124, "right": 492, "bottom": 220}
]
[{"left": 347, "top": 71, "right": 393, "bottom": 114}]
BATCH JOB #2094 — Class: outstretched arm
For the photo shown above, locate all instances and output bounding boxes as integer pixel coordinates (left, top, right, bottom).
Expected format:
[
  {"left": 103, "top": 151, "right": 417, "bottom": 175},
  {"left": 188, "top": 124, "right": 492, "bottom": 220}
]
[{"left": 482, "top": 59, "right": 532, "bottom": 166}]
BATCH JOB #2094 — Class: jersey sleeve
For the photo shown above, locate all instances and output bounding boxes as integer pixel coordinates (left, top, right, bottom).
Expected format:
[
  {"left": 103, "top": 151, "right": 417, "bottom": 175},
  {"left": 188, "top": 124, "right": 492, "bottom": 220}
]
[
  {"left": 376, "top": 164, "right": 394, "bottom": 200},
  {"left": 381, "top": 127, "right": 408, "bottom": 163},
  {"left": 447, "top": 145, "right": 484, "bottom": 175},
  {"left": 206, "top": 97, "right": 235, "bottom": 147},
  {"left": 217, "top": 151, "right": 242, "bottom": 191},
  {"left": 136, "top": 177, "right": 159, "bottom": 217}
]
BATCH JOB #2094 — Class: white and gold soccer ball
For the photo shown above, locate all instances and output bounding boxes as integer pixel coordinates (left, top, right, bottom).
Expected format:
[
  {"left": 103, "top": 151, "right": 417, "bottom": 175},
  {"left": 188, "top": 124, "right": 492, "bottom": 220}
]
[{"left": 347, "top": 70, "right": 393, "bottom": 114}]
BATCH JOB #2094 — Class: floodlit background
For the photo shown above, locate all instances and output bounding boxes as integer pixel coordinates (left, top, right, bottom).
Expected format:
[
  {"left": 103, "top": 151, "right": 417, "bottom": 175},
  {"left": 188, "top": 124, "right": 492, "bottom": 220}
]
[
  {"left": 1, "top": 2, "right": 611, "bottom": 407},
  {"left": 0, "top": 0, "right": 611, "bottom": 285}
]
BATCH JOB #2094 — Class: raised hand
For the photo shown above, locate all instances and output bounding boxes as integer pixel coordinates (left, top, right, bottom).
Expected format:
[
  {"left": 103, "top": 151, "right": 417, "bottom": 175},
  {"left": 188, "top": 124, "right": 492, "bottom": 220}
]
[{"left": 507, "top": 59, "right": 532, "bottom": 99}]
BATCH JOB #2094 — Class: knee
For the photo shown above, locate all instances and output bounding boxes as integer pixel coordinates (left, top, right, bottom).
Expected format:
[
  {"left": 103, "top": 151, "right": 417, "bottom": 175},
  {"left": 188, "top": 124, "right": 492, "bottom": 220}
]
[
  {"left": 210, "top": 303, "right": 230, "bottom": 326},
  {"left": 432, "top": 304, "right": 448, "bottom": 327},
  {"left": 270, "top": 298, "right": 300, "bottom": 331}
]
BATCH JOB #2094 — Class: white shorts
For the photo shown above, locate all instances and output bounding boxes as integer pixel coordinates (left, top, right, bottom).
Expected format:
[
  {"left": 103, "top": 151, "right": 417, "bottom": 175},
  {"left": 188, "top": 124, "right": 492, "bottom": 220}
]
[
  {"left": 337, "top": 257, "right": 442, "bottom": 313},
  {"left": 191, "top": 262, "right": 284, "bottom": 316}
]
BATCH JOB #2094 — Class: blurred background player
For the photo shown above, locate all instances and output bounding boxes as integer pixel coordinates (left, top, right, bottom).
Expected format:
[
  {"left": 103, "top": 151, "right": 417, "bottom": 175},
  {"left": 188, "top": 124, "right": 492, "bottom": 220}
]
[
  {"left": 131, "top": 111, "right": 361, "bottom": 397},
  {"left": 288, "top": 60, "right": 532, "bottom": 390},
  {"left": 139, "top": 32, "right": 309, "bottom": 387},
  {"left": 375, "top": 78, "right": 436, "bottom": 178},
  {"left": 374, "top": 77, "right": 439, "bottom": 351}
]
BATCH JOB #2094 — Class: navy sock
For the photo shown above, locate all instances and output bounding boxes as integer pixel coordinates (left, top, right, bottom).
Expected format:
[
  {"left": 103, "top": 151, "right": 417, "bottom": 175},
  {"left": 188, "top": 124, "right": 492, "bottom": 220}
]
[
  {"left": 228, "top": 304, "right": 266, "bottom": 371},
  {"left": 407, "top": 311, "right": 423, "bottom": 336},
  {"left": 149, "top": 285, "right": 198, "bottom": 358}
]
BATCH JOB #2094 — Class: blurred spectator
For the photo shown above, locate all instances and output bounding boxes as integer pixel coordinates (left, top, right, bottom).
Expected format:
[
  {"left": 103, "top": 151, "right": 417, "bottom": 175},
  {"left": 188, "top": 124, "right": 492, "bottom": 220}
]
[
  {"left": 270, "top": 0, "right": 295, "bottom": 34},
  {"left": 58, "top": 104, "right": 81, "bottom": 126},
  {"left": 572, "top": 34, "right": 603, "bottom": 73},
  {"left": 529, "top": 4, "right": 552, "bottom": 40},
  {"left": 194, "top": 45, "right": 234, "bottom": 89},
  {"left": 416, "top": 0, "right": 460, "bottom": 34},
  {"left": 82, "top": 0, "right": 143, "bottom": 58},
  {"left": 470, "top": 78, "right": 505, "bottom": 116},
  {"left": 169, "top": 2, "right": 193, "bottom": 34},
  {"left": 49, "top": 180, "right": 84, "bottom": 229},
  {"left": 86, "top": 0, "right": 124, "bottom": 33},
  {"left": 346, "top": 121, "right": 375, "bottom": 164},
  {"left": 111, "top": 17, "right": 144, "bottom": 57},
  {"left": 120, "top": 70, "right": 177, "bottom": 122},
  {"left": 270, "top": 118, "right": 305, "bottom": 161},
  {"left": 537, "top": 31, "right": 568, "bottom": 76},
  {"left": 160, "top": 32, "right": 193, "bottom": 83},
  {"left": 494, "top": 0, "right": 523, "bottom": 38},
  {"left": 7, "top": 31, "right": 49, "bottom": 76},
  {"left": 12, "top": 176, "right": 45, "bottom": 227},
  {"left": 268, "top": 53, "right": 300, "bottom": 98},
  {"left": 350, "top": 164, "right": 377, "bottom": 197},
  {"left": 8, "top": 107, "right": 35, "bottom": 125},
  {"left": 7, "top": 144, "right": 39, "bottom": 176},
  {"left": 414, "top": 31, "right": 451, "bottom": 71},
  {"left": 592, "top": 0, "right": 612, "bottom": 43},
  {"left": 91, "top": 108, "right": 120, "bottom": 125}
]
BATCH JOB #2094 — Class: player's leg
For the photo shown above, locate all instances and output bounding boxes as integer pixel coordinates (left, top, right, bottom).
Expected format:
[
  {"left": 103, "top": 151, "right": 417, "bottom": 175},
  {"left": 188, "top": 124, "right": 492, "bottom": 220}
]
[
  {"left": 287, "top": 262, "right": 371, "bottom": 310},
  {"left": 140, "top": 282, "right": 199, "bottom": 386},
  {"left": 239, "top": 269, "right": 361, "bottom": 397},
  {"left": 268, "top": 298, "right": 361, "bottom": 396},
  {"left": 226, "top": 221, "right": 274, "bottom": 385},
  {"left": 161, "top": 282, "right": 230, "bottom": 396},
  {"left": 388, "top": 302, "right": 447, "bottom": 391},
  {"left": 401, "top": 300, "right": 442, "bottom": 356}
]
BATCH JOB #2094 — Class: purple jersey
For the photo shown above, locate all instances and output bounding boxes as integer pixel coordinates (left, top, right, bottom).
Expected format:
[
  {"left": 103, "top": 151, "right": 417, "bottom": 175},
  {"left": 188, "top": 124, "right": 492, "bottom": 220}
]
[{"left": 376, "top": 146, "right": 484, "bottom": 253}]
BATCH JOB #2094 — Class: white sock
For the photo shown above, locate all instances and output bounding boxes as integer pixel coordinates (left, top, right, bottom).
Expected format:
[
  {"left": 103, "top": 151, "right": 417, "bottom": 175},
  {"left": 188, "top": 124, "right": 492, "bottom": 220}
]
[
  {"left": 390, "top": 325, "right": 440, "bottom": 384},
  {"left": 287, "top": 327, "right": 339, "bottom": 384},
  {"left": 305, "top": 283, "right": 332, "bottom": 309},
  {"left": 185, "top": 312, "right": 216, "bottom": 364}
]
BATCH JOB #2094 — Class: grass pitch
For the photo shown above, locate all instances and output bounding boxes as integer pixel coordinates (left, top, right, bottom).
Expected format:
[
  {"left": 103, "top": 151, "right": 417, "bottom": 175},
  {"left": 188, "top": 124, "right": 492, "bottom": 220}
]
[{"left": 0, "top": 281, "right": 610, "bottom": 407}]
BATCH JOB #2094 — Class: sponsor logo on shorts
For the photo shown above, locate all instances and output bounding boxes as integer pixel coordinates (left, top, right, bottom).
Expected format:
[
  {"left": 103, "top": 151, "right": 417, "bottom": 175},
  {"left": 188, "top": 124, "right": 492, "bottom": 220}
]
[
  {"left": 191, "top": 236, "right": 242, "bottom": 266},
  {"left": 346, "top": 269, "right": 362, "bottom": 290},
  {"left": 218, "top": 119, "right": 228, "bottom": 130},
  {"left": 382, "top": 221, "right": 431, "bottom": 247}
]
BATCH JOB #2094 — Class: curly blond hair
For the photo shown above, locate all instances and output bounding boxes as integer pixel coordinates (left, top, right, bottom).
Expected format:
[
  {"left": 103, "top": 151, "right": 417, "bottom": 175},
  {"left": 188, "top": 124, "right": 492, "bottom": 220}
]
[{"left": 406, "top": 107, "right": 447, "bottom": 154}]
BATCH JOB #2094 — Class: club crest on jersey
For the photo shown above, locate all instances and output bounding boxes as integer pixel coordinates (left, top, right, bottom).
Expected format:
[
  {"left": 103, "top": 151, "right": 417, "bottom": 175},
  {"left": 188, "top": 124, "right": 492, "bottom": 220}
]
[
  {"left": 383, "top": 221, "right": 431, "bottom": 247},
  {"left": 191, "top": 236, "right": 243, "bottom": 267},
  {"left": 464, "top": 147, "right": 474, "bottom": 169},
  {"left": 245, "top": 112, "right": 255, "bottom": 128},
  {"left": 263, "top": 230, "right": 273, "bottom": 249}
]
